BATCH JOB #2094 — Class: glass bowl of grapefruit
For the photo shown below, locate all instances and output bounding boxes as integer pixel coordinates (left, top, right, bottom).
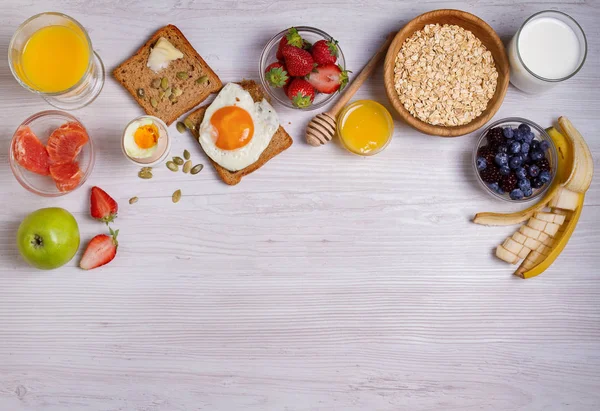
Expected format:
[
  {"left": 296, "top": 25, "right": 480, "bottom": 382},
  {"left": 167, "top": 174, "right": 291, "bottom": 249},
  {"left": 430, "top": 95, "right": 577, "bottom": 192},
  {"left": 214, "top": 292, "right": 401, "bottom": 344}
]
[{"left": 9, "top": 110, "right": 95, "bottom": 197}]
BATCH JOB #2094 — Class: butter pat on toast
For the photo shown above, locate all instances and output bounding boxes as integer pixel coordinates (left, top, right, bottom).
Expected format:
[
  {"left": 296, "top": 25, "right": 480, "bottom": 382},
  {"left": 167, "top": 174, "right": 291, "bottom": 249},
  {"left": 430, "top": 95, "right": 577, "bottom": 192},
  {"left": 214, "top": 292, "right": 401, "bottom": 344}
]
[
  {"left": 185, "top": 80, "right": 293, "bottom": 185},
  {"left": 113, "top": 25, "right": 222, "bottom": 125}
]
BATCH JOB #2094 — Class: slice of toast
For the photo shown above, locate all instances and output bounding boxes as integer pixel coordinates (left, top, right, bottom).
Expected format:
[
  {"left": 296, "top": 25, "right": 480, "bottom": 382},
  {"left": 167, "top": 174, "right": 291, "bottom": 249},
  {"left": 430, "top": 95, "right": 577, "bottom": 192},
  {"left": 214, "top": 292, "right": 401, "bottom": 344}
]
[
  {"left": 185, "top": 80, "right": 293, "bottom": 185},
  {"left": 113, "top": 25, "right": 222, "bottom": 125}
]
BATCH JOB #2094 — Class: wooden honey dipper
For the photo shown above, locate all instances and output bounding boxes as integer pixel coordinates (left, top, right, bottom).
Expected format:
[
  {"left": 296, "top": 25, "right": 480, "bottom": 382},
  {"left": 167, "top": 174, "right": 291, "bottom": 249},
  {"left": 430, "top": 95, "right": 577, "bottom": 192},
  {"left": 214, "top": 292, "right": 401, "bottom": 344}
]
[{"left": 305, "top": 32, "right": 395, "bottom": 147}]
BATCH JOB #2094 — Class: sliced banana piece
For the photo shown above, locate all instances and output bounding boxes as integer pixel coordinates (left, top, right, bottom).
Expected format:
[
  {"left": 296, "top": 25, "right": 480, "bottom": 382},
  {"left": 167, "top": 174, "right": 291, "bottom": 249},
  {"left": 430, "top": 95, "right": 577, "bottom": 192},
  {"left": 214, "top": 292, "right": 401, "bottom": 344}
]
[
  {"left": 503, "top": 238, "right": 524, "bottom": 255},
  {"left": 518, "top": 246, "right": 531, "bottom": 260},
  {"left": 520, "top": 225, "right": 541, "bottom": 240},
  {"left": 524, "top": 236, "right": 541, "bottom": 250},
  {"left": 527, "top": 217, "right": 547, "bottom": 232},
  {"left": 549, "top": 187, "right": 580, "bottom": 211},
  {"left": 496, "top": 245, "right": 520, "bottom": 264},
  {"left": 544, "top": 222, "right": 560, "bottom": 237},
  {"left": 512, "top": 231, "right": 527, "bottom": 245}
]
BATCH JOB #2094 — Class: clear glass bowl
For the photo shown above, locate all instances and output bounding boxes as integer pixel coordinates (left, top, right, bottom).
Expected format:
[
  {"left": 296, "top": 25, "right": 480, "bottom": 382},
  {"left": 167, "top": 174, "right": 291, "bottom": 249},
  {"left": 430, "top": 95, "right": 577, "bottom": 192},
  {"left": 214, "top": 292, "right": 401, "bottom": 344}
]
[
  {"left": 473, "top": 117, "right": 557, "bottom": 202},
  {"left": 9, "top": 110, "right": 95, "bottom": 197},
  {"left": 259, "top": 26, "right": 345, "bottom": 111},
  {"left": 121, "top": 115, "right": 171, "bottom": 167}
]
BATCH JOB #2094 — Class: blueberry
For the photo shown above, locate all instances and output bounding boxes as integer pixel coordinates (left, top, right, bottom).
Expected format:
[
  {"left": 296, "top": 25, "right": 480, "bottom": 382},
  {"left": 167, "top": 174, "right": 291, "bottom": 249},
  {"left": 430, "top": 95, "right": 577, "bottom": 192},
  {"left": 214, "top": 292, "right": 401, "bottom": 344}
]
[
  {"left": 539, "top": 170, "right": 551, "bottom": 184},
  {"left": 529, "top": 164, "right": 540, "bottom": 177},
  {"left": 518, "top": 123, "right": 531, "bottom": 133},
  {"left": 524, "top": 132, "right": 535, "bottom": 144},
  {"left": 539, "top": 140, "right": 550, "bottom": 152},
  {"left": 476, "top": 157, "right": 487, "bottom": 171},
  {"left": 509, "top": 155, "right": 522, "bottom": 169},
  {"left": 531, "top": 150, "right": 544, "bottom": 161},
  {"left": 522, "top": 153, "right": 532, "bottom": 164},
  {"left": 531, "top": 140, "right": 540, "bottom": 151},
  {"left": 510, "top": 141, "right": 521, "bottom": 154},
  {"left": 518, "top": 178, "right": 531, "bottom": 191},
  {"left": 531, "top": 177, "right": 544, "bottom": 189},
  {"left": 510, "top": 189, "right": 525, "bottom": 200},
  {"left": 523, "top": 186, "right": 533, "bottom": 197},
  {"left": 514, "top": 128, "right": 526, "bottom": 141},
  {"left": 503, "top": 127, "right": 514, "bottom": 139},
  {"left": 497, "top": 144, "right": 508, "bottom": 154},
  {"left": 500, "top": 166, "right": 511, "bottom": 176},
  {"left": 521, "top": 142, "right": 530, "bottom": 154},
  {"left": 495, "top": 152, "right": 509, "bottom": 166},
  {"left": 488, "top": 182, "right": 500, "bottom": 193},
  {"left": 515, "top": 167, "right": 527, "bottom": 179}
]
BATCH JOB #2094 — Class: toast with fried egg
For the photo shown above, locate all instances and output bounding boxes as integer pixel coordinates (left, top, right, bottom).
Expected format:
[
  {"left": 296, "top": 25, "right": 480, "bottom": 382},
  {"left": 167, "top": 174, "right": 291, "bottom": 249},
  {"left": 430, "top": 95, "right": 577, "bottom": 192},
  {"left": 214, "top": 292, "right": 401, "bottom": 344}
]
[{"left": 185, "top": 80, "right": 293, "bottom": 185}]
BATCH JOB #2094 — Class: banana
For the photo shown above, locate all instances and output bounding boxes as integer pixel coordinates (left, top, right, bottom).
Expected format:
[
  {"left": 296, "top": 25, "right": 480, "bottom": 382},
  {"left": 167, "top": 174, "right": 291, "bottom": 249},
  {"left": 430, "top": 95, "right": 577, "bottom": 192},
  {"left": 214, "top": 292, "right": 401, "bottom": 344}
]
[
  {"left": 559, "top": 117, "right": 594, "bottom": 193},
  {"left": 543, "top": 222, "right": 560, "bottom": 237},
  {"left": 515, "top": 194, "right": 584, "bottom": 278},
  {"left": 496, "top": 245, "right": 519, "bottom": 264},
  {"left": 473, "top": 126, "right": 573, "bottom": 226},
  {"left": 503, "top": 238, "right": 524, "bottom": 255},
  {"left": 517, "top": 246, "right": 531, "bottom": 260},
  {"left": 519, "top": 225, "right": 541, "bottom": 240},
  {"left": 549, "top": 186, "right": 580, "bottom": 211},
  {"left": 523, "top": 236, "right": 541, "bottom": 250},
  {"left": 512, "top": 231, "right": 527, "bottom": 245},
  {"left": 527, "top": 217, "right": 547, "bottom": 232}
]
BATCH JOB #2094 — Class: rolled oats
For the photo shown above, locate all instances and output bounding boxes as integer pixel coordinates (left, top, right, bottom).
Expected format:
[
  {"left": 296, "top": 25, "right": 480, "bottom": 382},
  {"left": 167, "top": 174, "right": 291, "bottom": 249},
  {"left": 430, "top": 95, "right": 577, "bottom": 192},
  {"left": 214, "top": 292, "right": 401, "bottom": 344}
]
[{"left": 394, "top": 24, "right": 498, "bottom": 127}]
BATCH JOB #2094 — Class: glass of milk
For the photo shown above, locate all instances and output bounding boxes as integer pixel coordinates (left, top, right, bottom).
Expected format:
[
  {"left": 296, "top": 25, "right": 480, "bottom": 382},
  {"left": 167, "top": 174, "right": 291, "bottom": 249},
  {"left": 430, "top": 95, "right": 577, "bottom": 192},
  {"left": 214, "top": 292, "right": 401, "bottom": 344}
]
[{"left": 508, "top": 10, "right": 587, "bottom": 94}]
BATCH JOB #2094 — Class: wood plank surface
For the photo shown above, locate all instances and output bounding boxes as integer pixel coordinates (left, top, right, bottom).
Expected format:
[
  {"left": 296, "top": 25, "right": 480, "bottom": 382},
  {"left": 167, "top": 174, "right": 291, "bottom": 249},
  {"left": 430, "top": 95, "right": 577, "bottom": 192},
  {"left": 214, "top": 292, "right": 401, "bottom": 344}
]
[{"left": 0, "top": 1, "right": 599, "bottom": 410}]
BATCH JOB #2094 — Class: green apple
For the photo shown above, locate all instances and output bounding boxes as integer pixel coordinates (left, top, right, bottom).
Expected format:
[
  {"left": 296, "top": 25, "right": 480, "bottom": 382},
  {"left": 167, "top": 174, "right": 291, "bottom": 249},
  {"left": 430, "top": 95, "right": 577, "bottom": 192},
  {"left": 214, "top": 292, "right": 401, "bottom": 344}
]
[{"left": 17, "top": 207, "right": 80, "bottom": 270}]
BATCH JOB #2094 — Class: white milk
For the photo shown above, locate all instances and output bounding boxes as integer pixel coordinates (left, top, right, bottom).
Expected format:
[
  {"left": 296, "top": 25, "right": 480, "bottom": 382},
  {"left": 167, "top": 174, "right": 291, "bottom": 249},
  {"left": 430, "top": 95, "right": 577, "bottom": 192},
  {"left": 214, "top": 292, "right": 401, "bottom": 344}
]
[{"left": 508, "top": 12, "right": 585, "bottom": 93}]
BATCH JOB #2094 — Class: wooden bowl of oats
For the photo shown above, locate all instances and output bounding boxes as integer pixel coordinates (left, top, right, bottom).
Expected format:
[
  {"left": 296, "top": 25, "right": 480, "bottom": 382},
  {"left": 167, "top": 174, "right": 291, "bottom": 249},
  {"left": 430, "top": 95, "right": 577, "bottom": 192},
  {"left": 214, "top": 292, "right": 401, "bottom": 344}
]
[{"left": 383, "top": 9, "right": 509, "bottom": 137}]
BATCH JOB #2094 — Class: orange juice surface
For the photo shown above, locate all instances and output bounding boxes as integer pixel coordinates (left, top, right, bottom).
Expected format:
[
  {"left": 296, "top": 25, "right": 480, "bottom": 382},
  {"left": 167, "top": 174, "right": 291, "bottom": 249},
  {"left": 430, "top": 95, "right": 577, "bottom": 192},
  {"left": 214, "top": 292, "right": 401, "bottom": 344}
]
[
  {"left": 338, "top": 100, "right": 393, "bottom": 155},
  {"left": 21, "top": 25, "right": 89, "bottom": 93}
]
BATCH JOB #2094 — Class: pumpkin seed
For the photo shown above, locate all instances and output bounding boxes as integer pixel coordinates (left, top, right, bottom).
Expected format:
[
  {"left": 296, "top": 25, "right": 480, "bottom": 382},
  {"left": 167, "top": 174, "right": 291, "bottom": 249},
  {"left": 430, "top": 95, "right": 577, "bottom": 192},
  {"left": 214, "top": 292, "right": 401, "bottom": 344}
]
[
  {"left": 176, "top": 71, "right": 189, "bottom": 80},
  {"left": 196, "top": 75, "right": 208, "bottom": 85},
  {"left": 137, "top": 88, "right": 145, "bottom": 98},
  {"left": 151, "top": 78, "right": 161, "bottom": 88},
  {"left": 176, "top": 122, "right": 186, "bottom": 133},
  {"left": 163, "top": 87, "right": 172, "bottom": 100},
  {"left": 158, "top": 90, "right": 165, "bottom": 99},
  {"left": 184, "top": 118, "right": 196, "bottom": 130},
  {"left": 160, "top": 77, "right": 168, "bottom": 90},
  {"left": 172, "top": 87, "right": 183, "bottom": 97},
  {"left": 138, "top": 170, "right": 153, "bottom": 179},
  {"left": 173, "top": 156, "right": 184, "bottom": 166},
  {"left": 183, "top": 160, "right": 192, "bottom": 174},
  {"left": 172, "top": 189, "right": 182, "bottom": 203},
  {"left": 150, "top": 98, "right": 158, "bottom": 108},
  {"left": 183, "top": 150, "right": 190, "bottom": 160},
  {"left": 166, "top": 161, "right": 179, "bottom": 172},
  {"left": 129, "top": 196, "right": 139, "bottom": 204},
  {"left": 141, "top": 166, "right": 153, "bottom": 172},
  {"left": 169, "top": 93, "right": 177, "bottom": 102},
  {"left": 191, "top": 164, "right": 204, "bottom": 175}
]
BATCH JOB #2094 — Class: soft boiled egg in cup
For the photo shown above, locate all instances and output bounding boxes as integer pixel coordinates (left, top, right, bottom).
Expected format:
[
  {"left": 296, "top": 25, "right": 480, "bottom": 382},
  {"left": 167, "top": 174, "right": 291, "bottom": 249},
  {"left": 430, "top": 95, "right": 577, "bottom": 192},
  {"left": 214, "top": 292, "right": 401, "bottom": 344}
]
[
  {"left": 198, "top": 83, "right": 279, "bottom": 171},
  {"left": 121, "top": 115, "right": 171, "bottom": 166}
]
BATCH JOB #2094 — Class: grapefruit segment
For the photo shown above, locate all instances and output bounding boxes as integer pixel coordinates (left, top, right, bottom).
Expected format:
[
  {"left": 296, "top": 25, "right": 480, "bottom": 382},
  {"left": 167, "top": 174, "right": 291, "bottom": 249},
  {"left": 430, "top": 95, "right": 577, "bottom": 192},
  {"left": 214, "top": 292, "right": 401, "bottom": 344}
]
[
  {"left": 47, "top": 122, "right": 89, "bottom": 164},
  {"left": 13, "top": 125, "right": 50, "bottom": 175},
  {"left": 50, "top": 162, "right": 82, "bottom": 192}
]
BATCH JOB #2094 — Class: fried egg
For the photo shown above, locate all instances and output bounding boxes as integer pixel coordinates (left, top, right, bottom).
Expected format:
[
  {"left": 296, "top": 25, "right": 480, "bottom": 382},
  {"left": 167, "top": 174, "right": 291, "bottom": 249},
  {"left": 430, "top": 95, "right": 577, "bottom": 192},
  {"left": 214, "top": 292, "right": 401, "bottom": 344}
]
[
  {"left": 198, "top": 83, "right": 279, "bottom": 171},
  {"left": 123, "top": 118, "right": 160, "bottom": 159}
]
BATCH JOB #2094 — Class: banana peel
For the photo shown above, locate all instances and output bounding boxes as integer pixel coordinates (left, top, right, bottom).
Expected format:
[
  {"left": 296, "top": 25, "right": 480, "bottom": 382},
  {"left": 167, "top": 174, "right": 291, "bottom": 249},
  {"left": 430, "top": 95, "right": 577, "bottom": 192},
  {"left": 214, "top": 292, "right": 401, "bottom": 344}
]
[
  {"left": 473, "top": 126, "right": 573, "bottom": 226},
  {"left": 516, "top": 193, "right": 584, "bottom": 278}
]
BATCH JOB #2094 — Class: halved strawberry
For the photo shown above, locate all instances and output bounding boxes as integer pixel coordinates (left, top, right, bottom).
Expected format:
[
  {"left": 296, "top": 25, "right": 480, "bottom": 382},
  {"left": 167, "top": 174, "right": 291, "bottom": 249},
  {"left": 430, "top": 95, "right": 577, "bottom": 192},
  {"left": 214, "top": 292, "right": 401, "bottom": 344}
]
[
  {"left": 286, "top": 78, "right": 315, "bottom": 108},
  {"left": 282, "top": 45, "right": 315, "bottom": 77},
  {"left": 79, "top": 228, "right": 118, "bottom": 270},
  {"left": 264, "top": 62, "right": 290, "bottom": 88},
  {"left": 311, "top": 39, "right": 338, "bottom": 65},
  {"left": 307, "top": 64, "right": 350, "bottom": 94},
  {"left": 90, "top": 186, "right": 118, "bottom": 224},
  {"left": 276, "top": 27, "right": 303, "bottom": 60}
]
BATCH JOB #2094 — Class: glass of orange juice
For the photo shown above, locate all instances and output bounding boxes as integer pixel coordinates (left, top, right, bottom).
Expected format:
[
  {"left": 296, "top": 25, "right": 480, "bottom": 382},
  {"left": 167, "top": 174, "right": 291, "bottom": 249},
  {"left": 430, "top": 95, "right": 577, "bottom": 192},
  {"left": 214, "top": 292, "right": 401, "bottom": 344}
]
[{"left": 8, "top": 12, "right": 105, "bottom": 110}]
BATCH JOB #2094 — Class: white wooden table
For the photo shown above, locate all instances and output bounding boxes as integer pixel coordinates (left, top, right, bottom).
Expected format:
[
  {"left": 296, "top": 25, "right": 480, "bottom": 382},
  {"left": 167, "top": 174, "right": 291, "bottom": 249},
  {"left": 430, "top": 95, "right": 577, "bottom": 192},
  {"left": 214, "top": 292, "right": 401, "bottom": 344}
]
[{"left": 1, "top": 1, "right": 599, "bottom": 410}]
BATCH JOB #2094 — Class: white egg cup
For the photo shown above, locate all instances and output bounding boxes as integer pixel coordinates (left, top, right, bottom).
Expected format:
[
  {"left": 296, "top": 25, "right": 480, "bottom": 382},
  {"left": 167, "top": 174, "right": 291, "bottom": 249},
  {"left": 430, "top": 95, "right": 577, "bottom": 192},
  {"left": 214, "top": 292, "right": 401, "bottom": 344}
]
[{"left": 121, "top": 115, "right": 171, "bottom": 167}]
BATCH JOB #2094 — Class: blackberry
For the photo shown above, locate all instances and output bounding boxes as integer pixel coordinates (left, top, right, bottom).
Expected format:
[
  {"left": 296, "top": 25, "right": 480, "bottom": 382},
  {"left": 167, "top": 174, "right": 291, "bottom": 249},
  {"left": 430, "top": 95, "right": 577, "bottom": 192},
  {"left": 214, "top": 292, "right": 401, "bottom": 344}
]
[
  {"left": 480, "top": 166, "right": 502, "bottom": 184},
  {"left": 486, "top": 127, "right": 504, "bottom": 147},
  {"left": 478, "top": 145, "right": 496, "bottom": 166},
  {"left": 500, "top": 173, "right": 518, "bottom": 192},
  {"left": 537, "top": 158, "right": 550, "bottom": 172}
]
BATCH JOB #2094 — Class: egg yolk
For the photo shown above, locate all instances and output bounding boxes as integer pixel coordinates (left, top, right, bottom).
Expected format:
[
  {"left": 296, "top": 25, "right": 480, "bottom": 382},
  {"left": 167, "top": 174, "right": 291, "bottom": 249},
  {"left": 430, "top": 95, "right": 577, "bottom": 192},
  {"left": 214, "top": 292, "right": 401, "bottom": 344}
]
[
  {"left": 210, "top": 106, "right": 254, "bottom": 150},
  {"left": 134, "top": 124, "right": 159, "bottom": 149}
]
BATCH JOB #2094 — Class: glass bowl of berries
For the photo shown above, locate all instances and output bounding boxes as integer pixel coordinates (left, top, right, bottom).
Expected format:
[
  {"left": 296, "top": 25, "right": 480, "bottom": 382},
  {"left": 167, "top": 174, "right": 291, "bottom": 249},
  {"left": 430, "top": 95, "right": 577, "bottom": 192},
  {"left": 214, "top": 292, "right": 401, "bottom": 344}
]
[
  {"left": 259, "top": 26, "right": 347, "bottom": 111},
  {"left": 473, "top": 117, "right": 557, "bottom": 202}
]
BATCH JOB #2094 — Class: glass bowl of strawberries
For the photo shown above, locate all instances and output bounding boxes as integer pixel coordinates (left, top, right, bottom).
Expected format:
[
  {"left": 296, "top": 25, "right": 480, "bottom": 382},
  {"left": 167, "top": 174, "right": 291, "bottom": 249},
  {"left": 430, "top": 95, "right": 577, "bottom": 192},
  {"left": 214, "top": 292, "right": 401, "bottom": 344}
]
[{"left": 260, "top": 26, "right": 348, "bottom": 111}]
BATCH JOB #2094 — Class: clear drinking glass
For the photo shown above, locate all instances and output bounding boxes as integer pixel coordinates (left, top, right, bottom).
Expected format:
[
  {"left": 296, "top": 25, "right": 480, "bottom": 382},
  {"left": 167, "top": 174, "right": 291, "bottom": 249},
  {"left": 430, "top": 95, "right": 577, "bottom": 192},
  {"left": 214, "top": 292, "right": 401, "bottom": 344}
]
[
  {"left": 507, "top": 10, "right": 587, "bottom": 94},
  {"left": 8, "top": 12, "right": 105, "bottom": 110}
]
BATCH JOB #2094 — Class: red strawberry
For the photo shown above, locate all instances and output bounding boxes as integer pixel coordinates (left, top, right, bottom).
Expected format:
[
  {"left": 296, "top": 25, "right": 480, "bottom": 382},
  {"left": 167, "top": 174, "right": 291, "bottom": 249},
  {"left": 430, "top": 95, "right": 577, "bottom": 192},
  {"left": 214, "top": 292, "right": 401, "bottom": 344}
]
[
  {"left": 286, "top": 78, "right": 315, "bottom": 108},
  {"left": 307, "top": 63, "right": 350, "bottom": 94},
  {"left": 264, "top": 62, "right": 290, "bottom": 88},
  {"left": 90, "top": 186, "right": 118, "bottom": 224},
  {"left": 282, "top": 45, "right": 315, "bottom": 77},
  {"left": 79, "top": 228, "right": 119, "bottom": 270},
  {"left": 276, "top": 27, "right": 303, "bottom": 60},
  {"left": 311, "top": 39, "right": 338, "bottom": 65}
]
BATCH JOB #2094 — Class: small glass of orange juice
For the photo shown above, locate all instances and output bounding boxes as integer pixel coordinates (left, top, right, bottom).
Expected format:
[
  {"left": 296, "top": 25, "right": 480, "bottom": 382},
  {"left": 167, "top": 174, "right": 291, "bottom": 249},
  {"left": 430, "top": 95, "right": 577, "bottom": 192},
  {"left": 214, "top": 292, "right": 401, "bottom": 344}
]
[
  {"left": 337, "top": 100, "right": 394, "bottom": 156},
  {"left": 9, "top": 12, "right": 105, "bottom": 110}
]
